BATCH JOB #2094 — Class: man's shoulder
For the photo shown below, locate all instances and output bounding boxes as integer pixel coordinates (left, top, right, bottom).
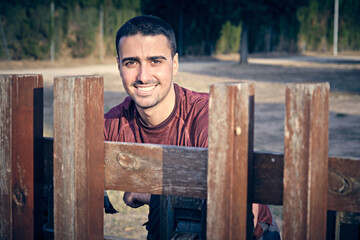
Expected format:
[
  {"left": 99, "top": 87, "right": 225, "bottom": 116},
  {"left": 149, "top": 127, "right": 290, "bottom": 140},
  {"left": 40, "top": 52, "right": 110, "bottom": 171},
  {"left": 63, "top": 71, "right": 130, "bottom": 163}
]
[
  {"left": 175, "top": 84, "right": 209, "bottom": 108},
  {"left": 103, "top": 96, "right": 135, "bottom": 141},
  {"left": 104, "top": 96, "right": 133, "bottom": 119}
]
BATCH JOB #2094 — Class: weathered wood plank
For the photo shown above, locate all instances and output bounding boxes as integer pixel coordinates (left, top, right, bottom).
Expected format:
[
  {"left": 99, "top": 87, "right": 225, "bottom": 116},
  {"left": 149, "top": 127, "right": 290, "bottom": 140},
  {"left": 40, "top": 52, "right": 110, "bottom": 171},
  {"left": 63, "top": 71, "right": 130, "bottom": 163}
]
[
  {"left": 44, "top": 139, "right": 360, "bottom": 212},
  {"left": 53, "top": 76, "right": 104, "bottom": 240},
  {"left": 252, "top": 152, "right": 283, "bottom": 205},
  {"left": 328, "top": 157, "right": 360, "bottom": 213},
  {"left": 207, "top": 83, "right": 254, "bottom": 240},
  {"left": 0, "top": 74, "right": 43, "bottom": 240},
  {"left": 105, "top": 141, "right": 207, "bottom": 198},
  {"left": 0, "top": 75, "right": 12, "bottom": 239},
  {"left": 283, "top": 83, "right": 330, "bottom": 240},
  {"left": 253, "top": 153, "right": 360, "bottom": 213}
]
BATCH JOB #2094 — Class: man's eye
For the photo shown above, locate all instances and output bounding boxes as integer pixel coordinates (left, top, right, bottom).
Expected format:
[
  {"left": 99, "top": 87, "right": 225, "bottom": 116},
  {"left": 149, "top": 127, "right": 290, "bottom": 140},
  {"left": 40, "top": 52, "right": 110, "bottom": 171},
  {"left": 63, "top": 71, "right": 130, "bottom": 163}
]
[
  {"left": 125, "top": 61, "right": 136, "bottom": 67},
  {"left": 152, "top": 59, "right": 161, "bottom": 64}
]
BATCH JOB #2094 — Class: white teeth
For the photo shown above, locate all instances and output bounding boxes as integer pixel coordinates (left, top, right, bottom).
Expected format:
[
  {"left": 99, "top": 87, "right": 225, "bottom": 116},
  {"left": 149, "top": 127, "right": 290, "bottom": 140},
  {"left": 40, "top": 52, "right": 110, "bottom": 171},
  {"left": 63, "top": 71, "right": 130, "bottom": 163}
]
[{"left": 137, "top": 86, "right": 155, "bottom": 92}]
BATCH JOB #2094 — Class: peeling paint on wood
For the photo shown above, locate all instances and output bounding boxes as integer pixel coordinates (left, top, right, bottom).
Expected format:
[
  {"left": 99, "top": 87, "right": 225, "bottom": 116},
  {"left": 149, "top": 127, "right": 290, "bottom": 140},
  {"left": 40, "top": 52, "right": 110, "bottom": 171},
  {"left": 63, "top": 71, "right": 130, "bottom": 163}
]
[
  {"left": 0, "top": 75, "right": 12, "bottom": 240},
  {"left": 53, "top": 76, "right": 104, "bottom": 240},
  {"left": 283, "top": 83, "right": 329, "bottom": 240},
  {"left": 207, "top": 82, "right": 254, "bottom": 240},
  {"left": 0, "top": 74, "right": 43, "bottom": 240}
]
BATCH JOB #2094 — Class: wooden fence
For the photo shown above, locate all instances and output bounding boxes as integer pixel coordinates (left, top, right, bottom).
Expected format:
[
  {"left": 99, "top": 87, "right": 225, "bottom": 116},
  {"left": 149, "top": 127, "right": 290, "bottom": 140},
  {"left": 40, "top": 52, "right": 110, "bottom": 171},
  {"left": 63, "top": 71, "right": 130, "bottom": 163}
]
[{"left": 1, "top": 74, "right": 359, "bottom": 239}]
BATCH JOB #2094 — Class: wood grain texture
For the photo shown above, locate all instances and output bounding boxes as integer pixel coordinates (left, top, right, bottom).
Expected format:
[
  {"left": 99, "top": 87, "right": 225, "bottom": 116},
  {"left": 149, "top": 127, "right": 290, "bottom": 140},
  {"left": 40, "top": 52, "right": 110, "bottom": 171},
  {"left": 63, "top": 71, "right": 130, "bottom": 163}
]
[
  {"left": 207, "top": 82, "right": 254, "bottom": 240},
  {"left": 0, "top": 75, "right": 12, "bottom": 240},
  {"left": 105, "top": 141, "right": 207, "bottom": 198},
  {"left": 283, "top": 83, "right": 329, "bottom": 240},
  {"left": 252, "top": 152, "right": 284, "bottom": 205},
  {"left": 53, "top": 76, "right": 104, "bottom": 240},
  {"left": 43, "top": 138, "right": 360, "bottom": 212},
  {"left": 0, "top": 74, "right": 43, "bottom": 240},
  {"left": 328, "top": 157, "right": 360, "bottom": 212}
]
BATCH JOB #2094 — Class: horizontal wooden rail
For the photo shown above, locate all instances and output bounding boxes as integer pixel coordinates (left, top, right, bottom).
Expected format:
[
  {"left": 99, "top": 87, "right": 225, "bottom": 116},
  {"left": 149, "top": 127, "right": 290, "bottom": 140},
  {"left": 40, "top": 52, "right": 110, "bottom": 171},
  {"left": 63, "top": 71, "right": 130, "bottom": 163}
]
[{"left": 43, "top": 138, "right": 360, "bottom": 213}]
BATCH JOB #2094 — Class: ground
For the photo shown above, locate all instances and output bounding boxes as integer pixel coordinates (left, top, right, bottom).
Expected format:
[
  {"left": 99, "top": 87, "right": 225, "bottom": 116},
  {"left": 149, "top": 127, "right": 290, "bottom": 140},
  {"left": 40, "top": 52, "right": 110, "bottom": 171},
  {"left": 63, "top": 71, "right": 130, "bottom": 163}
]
[{"left": 1, "top": 52, "right": 359, "bottom": 239}]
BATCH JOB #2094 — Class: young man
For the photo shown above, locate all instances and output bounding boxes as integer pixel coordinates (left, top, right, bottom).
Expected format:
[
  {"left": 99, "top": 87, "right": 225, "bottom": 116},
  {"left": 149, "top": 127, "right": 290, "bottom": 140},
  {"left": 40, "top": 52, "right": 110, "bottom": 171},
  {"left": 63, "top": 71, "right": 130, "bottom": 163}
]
[{"left": 104, "top": 15, "right": 279, "bottom": 240}]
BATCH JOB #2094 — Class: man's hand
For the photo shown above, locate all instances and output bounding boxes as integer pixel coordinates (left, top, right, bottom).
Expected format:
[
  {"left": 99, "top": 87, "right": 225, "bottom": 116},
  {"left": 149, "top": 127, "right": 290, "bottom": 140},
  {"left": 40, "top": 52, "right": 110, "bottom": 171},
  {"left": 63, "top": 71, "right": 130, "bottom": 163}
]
[
  {"left": 123, "top": 192, "right": 151, "bottom": 208},
  {"left": 252, "top": 203, "right": 259, "bottom": 227}
]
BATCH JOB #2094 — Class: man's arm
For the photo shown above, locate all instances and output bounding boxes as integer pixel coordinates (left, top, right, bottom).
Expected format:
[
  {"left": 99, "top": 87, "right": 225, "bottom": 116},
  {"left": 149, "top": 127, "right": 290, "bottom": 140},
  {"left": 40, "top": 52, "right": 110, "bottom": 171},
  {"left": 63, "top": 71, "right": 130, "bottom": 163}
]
[{"left": 123, "top": 192, "right": 151, "bottom": 208}]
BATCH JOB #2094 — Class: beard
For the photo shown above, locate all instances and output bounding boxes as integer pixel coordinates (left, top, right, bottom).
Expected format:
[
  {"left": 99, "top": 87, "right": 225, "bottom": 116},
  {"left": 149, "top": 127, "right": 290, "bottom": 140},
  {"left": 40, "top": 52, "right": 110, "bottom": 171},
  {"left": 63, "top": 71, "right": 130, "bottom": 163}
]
[{"left": 128, "top": 82, "right": 173, "bottom": 110}]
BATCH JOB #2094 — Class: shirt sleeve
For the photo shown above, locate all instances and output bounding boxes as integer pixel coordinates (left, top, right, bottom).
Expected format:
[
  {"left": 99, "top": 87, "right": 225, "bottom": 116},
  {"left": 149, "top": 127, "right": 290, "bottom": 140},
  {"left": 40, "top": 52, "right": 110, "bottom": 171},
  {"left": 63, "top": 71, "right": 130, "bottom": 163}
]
[{"left": 191, "top": 100, "right": 209, "bottom": 148}]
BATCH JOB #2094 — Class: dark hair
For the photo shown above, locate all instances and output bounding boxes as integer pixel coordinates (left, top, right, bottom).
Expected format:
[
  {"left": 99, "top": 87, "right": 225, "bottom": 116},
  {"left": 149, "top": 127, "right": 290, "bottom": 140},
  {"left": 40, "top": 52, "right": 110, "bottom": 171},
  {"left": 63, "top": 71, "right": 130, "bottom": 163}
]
[{"left": 115, "top": 15, "right": 177, "bottom": 58}]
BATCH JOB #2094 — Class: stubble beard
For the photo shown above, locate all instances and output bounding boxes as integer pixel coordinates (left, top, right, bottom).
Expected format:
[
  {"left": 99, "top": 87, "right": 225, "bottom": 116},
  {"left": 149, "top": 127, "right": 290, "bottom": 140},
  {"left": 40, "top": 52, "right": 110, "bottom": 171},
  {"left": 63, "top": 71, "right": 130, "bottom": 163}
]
[{"left": 131, "top": 82, "right": 173, "bottom": 110}]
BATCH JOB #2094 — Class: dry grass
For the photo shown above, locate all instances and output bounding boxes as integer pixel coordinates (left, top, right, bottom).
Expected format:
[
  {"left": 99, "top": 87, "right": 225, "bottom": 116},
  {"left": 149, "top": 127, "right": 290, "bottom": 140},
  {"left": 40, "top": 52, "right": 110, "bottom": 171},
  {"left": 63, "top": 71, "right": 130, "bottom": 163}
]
[{"left": 104, "top": 191, "right": 149, "bottom": 239}]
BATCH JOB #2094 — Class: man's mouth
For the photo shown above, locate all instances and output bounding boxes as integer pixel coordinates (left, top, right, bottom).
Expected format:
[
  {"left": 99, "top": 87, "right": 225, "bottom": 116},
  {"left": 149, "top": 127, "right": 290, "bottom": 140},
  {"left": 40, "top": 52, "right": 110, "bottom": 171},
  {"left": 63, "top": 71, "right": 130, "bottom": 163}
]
[{"left": 136, "top": 85, "right": 156, "bottom": 92}]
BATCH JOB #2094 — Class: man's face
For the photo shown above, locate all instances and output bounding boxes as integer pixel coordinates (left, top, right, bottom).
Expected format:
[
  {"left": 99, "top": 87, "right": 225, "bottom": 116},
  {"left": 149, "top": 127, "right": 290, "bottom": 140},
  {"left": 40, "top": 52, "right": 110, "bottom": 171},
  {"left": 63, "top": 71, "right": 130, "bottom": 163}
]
[{"left": 117, "top": 33, "right": 178, "bottom": 110}]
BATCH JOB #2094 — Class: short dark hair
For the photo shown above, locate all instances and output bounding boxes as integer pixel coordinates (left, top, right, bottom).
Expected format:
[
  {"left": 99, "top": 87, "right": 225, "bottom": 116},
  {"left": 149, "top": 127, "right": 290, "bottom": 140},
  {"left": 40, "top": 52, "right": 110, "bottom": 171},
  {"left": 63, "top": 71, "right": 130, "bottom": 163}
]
[{"left": 115, "top": 15, "right": 177, "bottom": 58}]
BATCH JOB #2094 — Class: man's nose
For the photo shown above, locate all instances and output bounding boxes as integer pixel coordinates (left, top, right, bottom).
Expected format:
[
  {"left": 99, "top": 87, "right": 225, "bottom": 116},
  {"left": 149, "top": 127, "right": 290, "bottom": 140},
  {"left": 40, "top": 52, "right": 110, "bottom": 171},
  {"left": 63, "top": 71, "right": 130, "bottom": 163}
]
[{"left": 137, "top": 64, "right": 151, "bottom": 83}]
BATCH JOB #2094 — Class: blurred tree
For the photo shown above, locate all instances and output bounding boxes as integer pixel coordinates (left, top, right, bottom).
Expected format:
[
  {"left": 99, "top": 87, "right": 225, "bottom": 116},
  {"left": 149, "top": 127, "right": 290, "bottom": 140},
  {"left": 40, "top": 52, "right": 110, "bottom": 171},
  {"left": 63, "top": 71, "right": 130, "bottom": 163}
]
[
  {"left": 339, "top": 0, "right": 360, "bottom": 50},
  {"left": 141, "top": 0, "right": 306, "bottom": 63},
  {"left": 0, "top": 2, "right": 50, "bottom": 59},
  {"left": 216, "top": 21, "right": 241, "bottom": 54},
  {"left": 104, "top": 0, "right": 140, "bottom": 56},
  {"left": 297, "top": 0, "right": 360, "bottom": 52},
  {"left": 141, "top": 0, "right": 224, "bottom": 56},
  {"left": 66, "top": 5, "right": 98, "bottom": 58},
  {"left": 212, "top": 0, "right": 305, "bottom": 64},
  {"left": 297, "top": 0, "right": 332, "bottom": 51},
  {"left": 0, "top": 0, "right": 358, "bottom": 60}
]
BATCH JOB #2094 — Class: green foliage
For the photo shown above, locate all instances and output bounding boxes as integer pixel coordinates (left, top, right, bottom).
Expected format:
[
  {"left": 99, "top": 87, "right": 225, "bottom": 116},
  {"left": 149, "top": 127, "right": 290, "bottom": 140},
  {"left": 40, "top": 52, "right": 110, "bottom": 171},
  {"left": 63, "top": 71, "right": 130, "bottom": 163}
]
[
  {"left": 66, "top": 6, "right": 98, "bottom": 58},
  {"left": 104, "top": 0, "right": 140, "bottom": 56},
  {"left": 297, "top": 0, "right": 332, "bottom": 51},
  {"left": 297, "top": 0, "right": 360, "bottom": 51},
  {"left": 216, "top": 21, "right": 241, "bottom": 54},
  {"left": 141, "top": 0, "right": 224, "bottom": 56},
  {"left": 338, "top": 0, "right": 360, "bottom": 50},
  {"left": 0, "top": 0, "right": 141, "bottom": 60},
  {"left": 1, "top": 3, "right": 50, "bottom": 59},
  {"left": 0, "top": 0, "right": 359, "bottom": 60}
]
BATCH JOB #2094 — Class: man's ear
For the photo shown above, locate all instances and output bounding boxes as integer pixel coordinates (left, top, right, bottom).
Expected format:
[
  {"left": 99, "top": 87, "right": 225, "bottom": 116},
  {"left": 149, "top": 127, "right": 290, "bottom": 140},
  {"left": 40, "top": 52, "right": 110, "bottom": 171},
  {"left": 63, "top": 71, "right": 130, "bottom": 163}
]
[{"left": 172, "top": 53, "right": 179, "bottom": 77}]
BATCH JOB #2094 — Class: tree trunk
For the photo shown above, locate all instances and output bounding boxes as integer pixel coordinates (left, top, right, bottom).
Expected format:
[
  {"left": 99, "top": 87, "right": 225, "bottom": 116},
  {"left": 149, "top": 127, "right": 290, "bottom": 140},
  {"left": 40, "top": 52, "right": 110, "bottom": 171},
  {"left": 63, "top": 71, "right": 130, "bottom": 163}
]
[
  {"left": 266, "top": 26, "right": 272, "bottom": 53},
  {"left": 240, "top": 23, "right": 248, "bottom": 64}
]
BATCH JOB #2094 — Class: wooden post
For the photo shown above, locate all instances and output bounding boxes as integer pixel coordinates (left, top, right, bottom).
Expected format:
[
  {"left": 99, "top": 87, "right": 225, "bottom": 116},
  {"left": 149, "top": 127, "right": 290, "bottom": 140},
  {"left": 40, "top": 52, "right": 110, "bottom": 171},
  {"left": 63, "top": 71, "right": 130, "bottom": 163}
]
[
  {"left": 207, "top": 82, "right": 254, "bottom": 240},
  {"left": 284, "top": 83, "right": 329, "bottom": 239},
  {"left": 53, "top": 76, "right": 104, "bottom": 239},
  {"left": 0, "top": 74, "right": 43, "bottom": 239}
]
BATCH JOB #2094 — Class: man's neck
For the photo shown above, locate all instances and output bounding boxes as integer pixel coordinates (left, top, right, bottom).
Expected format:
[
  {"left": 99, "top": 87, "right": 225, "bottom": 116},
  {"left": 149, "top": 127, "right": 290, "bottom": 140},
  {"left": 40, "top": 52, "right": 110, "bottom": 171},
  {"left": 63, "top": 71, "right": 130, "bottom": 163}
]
[{"left": 136, "top": 85, "right": 176, "bottom": 127}]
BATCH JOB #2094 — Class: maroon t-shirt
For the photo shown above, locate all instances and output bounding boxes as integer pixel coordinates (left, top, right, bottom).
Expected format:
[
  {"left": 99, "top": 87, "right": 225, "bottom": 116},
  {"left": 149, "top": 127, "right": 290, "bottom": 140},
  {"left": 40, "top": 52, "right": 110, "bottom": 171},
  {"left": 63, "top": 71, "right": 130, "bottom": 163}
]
[{"left": 104, "top": 83, "right": 208, "bottom": 147}]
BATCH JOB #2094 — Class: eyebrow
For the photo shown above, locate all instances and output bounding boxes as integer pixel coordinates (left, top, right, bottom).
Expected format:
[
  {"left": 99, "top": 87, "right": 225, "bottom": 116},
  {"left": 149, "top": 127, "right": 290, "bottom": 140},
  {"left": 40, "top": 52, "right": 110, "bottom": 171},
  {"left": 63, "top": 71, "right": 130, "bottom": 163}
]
[
  {"left": 121, "top": 56, "right": 167, "bottom": 64},
  {"left": 121, "top": 57, "right": 139, "bottom": 64},
  {"left": 148, "top": 56, "right": 167, "bottom": 61}
]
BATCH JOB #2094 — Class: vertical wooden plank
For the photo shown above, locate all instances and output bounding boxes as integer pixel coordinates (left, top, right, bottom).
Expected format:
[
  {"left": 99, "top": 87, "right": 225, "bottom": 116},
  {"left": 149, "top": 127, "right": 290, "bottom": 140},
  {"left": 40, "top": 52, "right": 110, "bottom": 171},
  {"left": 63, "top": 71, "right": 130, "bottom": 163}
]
[
  {"left": 284, "top": 83, "right": 329, "bottom": 239},
  {"left": 0, "top": 75, "right": 12, "bottom": 240},
  {"left": 53, "top": 76, "right": 104, "bottom": 240},
  {"left": 0, "top": 74, "right": 43, "bottom": 240},
  {"left": 207, "top": 82, "right": 254, "bottom": 240}
]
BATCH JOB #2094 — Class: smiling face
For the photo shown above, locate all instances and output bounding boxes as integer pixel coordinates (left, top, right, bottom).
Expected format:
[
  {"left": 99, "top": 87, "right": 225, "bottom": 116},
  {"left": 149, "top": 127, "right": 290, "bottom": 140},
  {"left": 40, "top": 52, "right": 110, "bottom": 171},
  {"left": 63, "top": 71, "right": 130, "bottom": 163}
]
[{"left": 117, "top": 33, "right": 178, "bottom": 112}]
